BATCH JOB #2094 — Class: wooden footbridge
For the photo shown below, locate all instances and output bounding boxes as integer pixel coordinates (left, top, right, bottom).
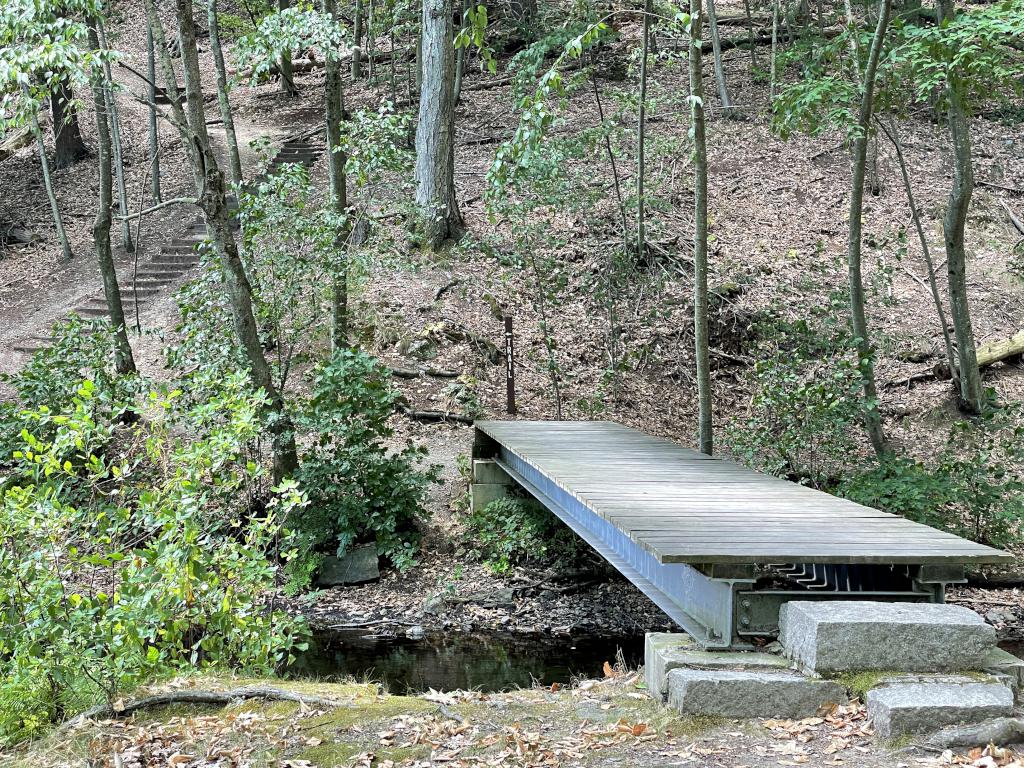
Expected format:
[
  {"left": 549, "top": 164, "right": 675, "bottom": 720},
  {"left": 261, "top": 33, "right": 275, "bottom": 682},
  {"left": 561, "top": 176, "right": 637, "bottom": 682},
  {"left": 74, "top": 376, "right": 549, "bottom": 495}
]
[{"left": 472, "top": 420, "right": 1011, "bottom": 648}]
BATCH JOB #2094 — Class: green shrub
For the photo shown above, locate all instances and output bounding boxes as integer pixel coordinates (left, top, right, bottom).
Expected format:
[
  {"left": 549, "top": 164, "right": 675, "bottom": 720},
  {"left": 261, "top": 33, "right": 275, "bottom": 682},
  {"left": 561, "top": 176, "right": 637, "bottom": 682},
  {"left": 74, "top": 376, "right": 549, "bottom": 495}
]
[
  {"left": 465, "top": 496, "right": 583, "bottom": 574},
  {"left": 287, "top": 349, "right": 440, "bottom": 585},
  {"left": 725, "top": 317, "right": 865, "bottom": 489},
  {"left": 0, "top": 373, "right": 307, "bottom": 745}
]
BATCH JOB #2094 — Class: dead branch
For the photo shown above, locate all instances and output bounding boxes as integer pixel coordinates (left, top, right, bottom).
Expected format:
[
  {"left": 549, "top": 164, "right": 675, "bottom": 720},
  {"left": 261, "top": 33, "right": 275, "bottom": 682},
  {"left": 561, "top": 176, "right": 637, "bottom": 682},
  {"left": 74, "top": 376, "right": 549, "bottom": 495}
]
[
  {"left": 388, "top": 366, "right": 461, "bottom": 379},
  {"left": 397, "top": 405, "right": 474, "bottom": 425},
  {"left": 999, "top": 199, "right": 1024, "bottom": 236}
]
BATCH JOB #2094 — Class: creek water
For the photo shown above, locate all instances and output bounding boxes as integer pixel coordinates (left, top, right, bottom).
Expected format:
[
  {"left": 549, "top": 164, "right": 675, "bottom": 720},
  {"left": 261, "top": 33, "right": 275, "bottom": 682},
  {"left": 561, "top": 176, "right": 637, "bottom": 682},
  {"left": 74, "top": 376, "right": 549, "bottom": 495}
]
[{"left": 288, "top": 630, "right": 645, "bottom": 693}]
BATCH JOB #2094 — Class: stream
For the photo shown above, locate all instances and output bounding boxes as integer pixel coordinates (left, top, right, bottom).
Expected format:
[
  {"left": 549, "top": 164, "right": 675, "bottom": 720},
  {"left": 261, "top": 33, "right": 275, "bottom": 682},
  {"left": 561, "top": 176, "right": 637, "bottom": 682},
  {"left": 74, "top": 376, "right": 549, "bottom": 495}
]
[{"left": 288, "top": 630, "right": 645, "bottom": 693}]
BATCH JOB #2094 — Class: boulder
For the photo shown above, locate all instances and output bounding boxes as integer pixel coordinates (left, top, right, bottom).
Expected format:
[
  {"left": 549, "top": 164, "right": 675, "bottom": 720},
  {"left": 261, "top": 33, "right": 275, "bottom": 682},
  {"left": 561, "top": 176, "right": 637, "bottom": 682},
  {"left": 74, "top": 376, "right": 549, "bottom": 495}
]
[
  {"left": 668, "top": 668, "right": 848, "bottom": 719},
  {"left": 317, "top": 544, "right": 380, "bottom": 586},
  {"left": 867, "top": 682, "right": 1013, "bottom": 739}
]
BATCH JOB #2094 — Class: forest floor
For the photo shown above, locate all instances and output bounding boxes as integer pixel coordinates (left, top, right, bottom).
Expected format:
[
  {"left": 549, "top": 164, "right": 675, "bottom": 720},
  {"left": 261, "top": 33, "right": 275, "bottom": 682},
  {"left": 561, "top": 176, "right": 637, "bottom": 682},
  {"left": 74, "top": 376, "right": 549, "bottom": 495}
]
[
  {"left": 2, "top": 0, "right": 1024, "bottom": 647},
  {"left": 6, "top": 673, "right": 987, "bottom": 768}
]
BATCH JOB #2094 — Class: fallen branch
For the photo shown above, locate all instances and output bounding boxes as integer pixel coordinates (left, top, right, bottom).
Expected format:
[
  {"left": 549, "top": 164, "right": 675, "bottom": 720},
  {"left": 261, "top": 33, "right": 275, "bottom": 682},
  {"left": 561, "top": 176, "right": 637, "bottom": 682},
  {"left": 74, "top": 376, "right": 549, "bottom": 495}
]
[
  {"left": 434, "top": 278, "right": 462, "bottom": 301},
  {"left": 999, "top": 199, "right": 1024, "bottom": 236},
  {"left": 397, "top": 405, "right": 474, "bottom": 426},
  {"left": 114, "top": 197, "right": 197, "bottom": 221},
  {"left": 388, "top": 366, "right": 460, "bottom": 379},
  {"left": 58, "top": 687, "right": 343, "bottom": 733},
  {"left": 980, "top": 180, "right": 1024, "bottom": 195}
]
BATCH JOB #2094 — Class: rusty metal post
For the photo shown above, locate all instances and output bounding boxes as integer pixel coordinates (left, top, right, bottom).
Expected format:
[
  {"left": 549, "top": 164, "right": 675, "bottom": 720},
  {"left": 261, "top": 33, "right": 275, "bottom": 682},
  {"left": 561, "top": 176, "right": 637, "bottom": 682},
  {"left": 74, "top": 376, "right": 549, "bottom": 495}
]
[{"left": 504, "top": 314, "right": 517, "bottom": 415}]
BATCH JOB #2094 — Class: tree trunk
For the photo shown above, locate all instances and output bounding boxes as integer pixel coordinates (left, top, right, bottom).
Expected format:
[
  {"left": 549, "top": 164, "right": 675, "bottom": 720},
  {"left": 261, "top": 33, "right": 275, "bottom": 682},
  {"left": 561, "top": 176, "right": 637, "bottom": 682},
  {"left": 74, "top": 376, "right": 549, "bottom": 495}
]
[
  {"left": 846, "top": 0, "right": 892, "bottom": 457},
  {"left": 146, "top": 26, "right": 162, "bottom": 203},
  {"left": 705, "top": 0, "right": 733, "bottom": 117},
  {"left": 28, "top": 103, "right": 73, "bottom": 262},
  {"left": 453, "top": 0, "right": 469, "bottom": 104},
  {"left": 352, "top": 0, "right": 364, "bottom": 79},
  {"left": 743, "top": 0, "right": 757, "bottom": 72},
  {"left": 147, "top": 0, "right": 300, "bottom": 482},
  {"left": 413, "top": 0, "right": 463, "bottom": 249},
  {"left": 97, "top": 20, "right": 134, "bottom": 253},
  {"left": 88, "top": 23, "right": 136, "bottom": 375},
  {"left": 875, "top": 116, "right": 957, "bottom": 379},
  {"left": 278, "top": 0, "right": 299, "bottom": 95},
  {"left": 690, "top": 0, "right": 713, "bottom": 455},
  {"left": 324, "top": 0, "right": 350, "bottom": 350},
  {"left": 637, "top": 0, "right": 652, "bottom": 259},
  {"left": 939, "top": 0, "right": 984, "bottom": 413},
  {"left": 208, "top": 0, "right": 244, "bottom": 187},
  {"left": 50, "top": 79, "right": 89, "bottom": 169},
  {"left": 769, "top": 0, "right": 779, "bottom": 101}
]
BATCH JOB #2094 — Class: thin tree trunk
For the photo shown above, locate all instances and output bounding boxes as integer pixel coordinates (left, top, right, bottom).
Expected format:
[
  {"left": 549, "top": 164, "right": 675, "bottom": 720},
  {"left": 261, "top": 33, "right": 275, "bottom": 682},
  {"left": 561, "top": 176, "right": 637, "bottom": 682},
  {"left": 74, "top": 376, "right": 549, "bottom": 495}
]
[
  {"left": 29, "top": 103, "right": 73, "bottom": 262},
  {"left": 413, "top": 0, "right": 463, "bottom": 249},
  {"left": 743, "top": 0, "right": 757, "bottom": 72},
  {"left": 367, "top": 0, "right": 376, "bottom": 83},
  {"left": 352, "top": 0, "right": 364, "bottom": 79},
  {"left": 940, "top": 0, "right": 983, "bottom": 413},
  {"left": 88, "top": 23, "right": 136, "bottom": 375},
  {"left": 147, "top": 0, "right": 299, "bottom": 482},
  {"left": 453, "top": 0, "right": 469, "bottom": 104},
  {"left": 769, "top": 0, "right": 779, "bottom": 101},
  {"left": 690, "top": 0, "right": 712, "bottom": 455},
  {"left": 278, "top": 0, "right": 299, "bottom": 95},
  {"left": 146, "top": 26, "right": 162, "bottom": 203},
  {"left": 97, "top": 20, "right": 134, "bottom": 253},
  {"left": 390, "top": 25, "right": 398, "bottom": 101},
  {"left": 637, "top": 0, "right": 652, "bottom": 259},
  {"left": 51, "top": 79, "right": 89, "bottom": 169},
  {"left": 208, "top": 0, "right": 244, "bottom": 187},
  {"left": 324, "top": 0, "right": 350, "bottom": 350},
  {"left": 874, "top": 116, "right": 957, "bottom": 378},
  {"left": 705, "top": 0, "right": 733, "bottom": 117},
  {"left": 846, "top": 0, "right": 892, "bottom": 456}
]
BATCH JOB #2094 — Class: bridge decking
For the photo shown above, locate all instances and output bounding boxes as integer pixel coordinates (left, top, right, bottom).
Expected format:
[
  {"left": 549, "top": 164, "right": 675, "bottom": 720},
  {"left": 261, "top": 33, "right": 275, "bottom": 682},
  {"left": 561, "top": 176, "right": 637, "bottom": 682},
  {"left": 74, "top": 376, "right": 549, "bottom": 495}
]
[{"left": 475, "top": 420, "right": 1008, "bottom": 566}]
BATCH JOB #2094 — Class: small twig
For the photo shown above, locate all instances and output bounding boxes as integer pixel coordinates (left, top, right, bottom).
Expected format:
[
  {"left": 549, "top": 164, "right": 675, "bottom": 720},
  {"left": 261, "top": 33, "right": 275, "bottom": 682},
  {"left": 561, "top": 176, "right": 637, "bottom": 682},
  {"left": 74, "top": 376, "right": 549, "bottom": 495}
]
[{"left": 979, "top": 180, "right": 1024, "bottom": 195}]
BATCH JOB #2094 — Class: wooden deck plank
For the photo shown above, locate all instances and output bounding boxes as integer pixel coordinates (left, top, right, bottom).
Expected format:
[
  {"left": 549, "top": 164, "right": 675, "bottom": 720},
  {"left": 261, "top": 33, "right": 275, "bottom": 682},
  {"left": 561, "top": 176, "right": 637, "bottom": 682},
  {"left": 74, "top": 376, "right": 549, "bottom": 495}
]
[{"left": 477, "top": 420, "right": 1011, "bottom": 565}]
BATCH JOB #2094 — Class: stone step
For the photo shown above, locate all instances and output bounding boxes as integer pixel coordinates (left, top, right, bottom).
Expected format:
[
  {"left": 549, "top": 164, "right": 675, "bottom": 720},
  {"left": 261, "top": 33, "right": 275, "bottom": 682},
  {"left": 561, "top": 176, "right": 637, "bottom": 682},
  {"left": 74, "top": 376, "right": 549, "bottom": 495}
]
[
  {"left": 668, "top": 668, "right": 848, "bottom": 719},
  {"left": 167, "top": 238, "right": 203, "bottom": 248},
  {"left": 12, "top": 336, "right": 50, "bottom": 354},
  {"left": 137, "top": 266, "right": 190, "bottom": 277},
  {"left": 645, "top": 633, "right": 791, "bottom": 702},
  {"left": 73, "top": 306, "right": 108, "bottom": 318},
  {"left": 128, "top": 276, "right": 178, "bottom": 287},
  {"left": 867, "top": 681, "right": 1013, "bottom": 739},
  {"left": 779, "top": 601, "right": 996, "bottom": 674}
]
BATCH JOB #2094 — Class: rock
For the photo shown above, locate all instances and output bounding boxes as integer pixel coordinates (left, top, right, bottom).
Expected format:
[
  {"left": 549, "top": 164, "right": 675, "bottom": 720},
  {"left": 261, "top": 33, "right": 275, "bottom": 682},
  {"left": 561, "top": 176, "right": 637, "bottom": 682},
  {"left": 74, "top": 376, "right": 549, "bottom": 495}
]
[
  {"left": 985, "top": 608, "right": 1017, "bottom": 624},
  {"left": 983, "top": 648, "right": 1024, "bottom": 700},
  {"left": 925, "top": 717, "right": 1024, "bottom": 749},
  {"left": 317, "top": 545, "right": 380, "bottom": 586},
  {"left": 405, "top": 625, "right": 425, "bottom": 640},
  {"left": 867, "top": 682, "right": 1013, "bottom": 739},
  {"left": 644, "top": 632, "right": 790, "bottom": 701},
  {"left": 667, "top": 668, "right": 848, "bottom": 719},
  {"left": 779, "top": 601, "right": 996, "bottom": 674}
]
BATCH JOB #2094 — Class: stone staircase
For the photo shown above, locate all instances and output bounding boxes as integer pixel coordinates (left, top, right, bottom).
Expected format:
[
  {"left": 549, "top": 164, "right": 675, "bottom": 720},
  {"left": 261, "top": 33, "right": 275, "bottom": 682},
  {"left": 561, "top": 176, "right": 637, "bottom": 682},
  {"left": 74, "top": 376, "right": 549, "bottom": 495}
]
[
  {"left": 12, "top": 137, "right": 322, "bottom": 357},
  {"left": 646, "top": 601, "right": 1024, "bottom": 742}
]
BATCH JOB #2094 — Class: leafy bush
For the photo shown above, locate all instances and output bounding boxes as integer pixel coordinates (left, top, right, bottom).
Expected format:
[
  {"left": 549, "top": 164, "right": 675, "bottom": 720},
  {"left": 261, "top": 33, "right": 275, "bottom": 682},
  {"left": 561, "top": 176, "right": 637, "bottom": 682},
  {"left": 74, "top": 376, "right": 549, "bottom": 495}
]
[
  {"left": 0, "top": 316, "right": 137, "bottom": 467},
  {"left": 0, "top": 373, "right": 307, "bottom": 745},
  {"left": 726, "top": 317, "right": 865, "bottom": 489},
  {"left": 287, "top": 349, "right": 440, "bottom": 584},
  {"left": 840, "top": 410, "right": 1024, "bottom": 547},
  {"left": 465, "top": 496, "right": 583, "bottom": 574}
]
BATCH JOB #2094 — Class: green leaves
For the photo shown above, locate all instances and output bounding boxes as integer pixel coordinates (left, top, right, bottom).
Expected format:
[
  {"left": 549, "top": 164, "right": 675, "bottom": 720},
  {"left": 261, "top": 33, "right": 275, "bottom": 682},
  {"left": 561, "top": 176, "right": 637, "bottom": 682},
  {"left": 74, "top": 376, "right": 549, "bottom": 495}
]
[
  {"left": 233, "top": 4, "right": 348, "bottom": 85},
  {"left": 455, "top": 3, "right": 497, "bottom": 74}
]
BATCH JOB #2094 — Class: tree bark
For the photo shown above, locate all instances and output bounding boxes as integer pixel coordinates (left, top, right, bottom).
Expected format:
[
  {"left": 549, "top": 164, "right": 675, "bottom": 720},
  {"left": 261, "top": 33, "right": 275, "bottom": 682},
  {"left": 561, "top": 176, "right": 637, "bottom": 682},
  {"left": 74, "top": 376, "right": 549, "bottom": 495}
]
[
  {"left": 324, "top": 0, "right": 350, "bottom": 350},
  {"left": 705, "top": 0, "right": 734, "bottom": 117},
  {"left": 50, "top": 79, "right": 89, "bottom": 169},
  {"left": 148, "top": 0, "right": 299, "bottom": 483},
  {"left": 769, "top": 0, "right": 779, "bottom": 100},
  {"left": 146, "top": 26, "right": 162, "bottom": 203},
  {"left": 846, "top": 0, "right": 892, "bottom": 457},
  {"left": 208, "top": 0, "right": 244, "bottom": 187},
  {"left": 690, "top": 0, "right": 713, "bottom": 455},
  {"left": 413, "top": 0, "right": 463, "bottom": 249},
  {"left": 939, "top": 0, "right": 984, "bottom": 413},
  {"left": 88, "top": 23, "right": 137, "bottom": 376}
]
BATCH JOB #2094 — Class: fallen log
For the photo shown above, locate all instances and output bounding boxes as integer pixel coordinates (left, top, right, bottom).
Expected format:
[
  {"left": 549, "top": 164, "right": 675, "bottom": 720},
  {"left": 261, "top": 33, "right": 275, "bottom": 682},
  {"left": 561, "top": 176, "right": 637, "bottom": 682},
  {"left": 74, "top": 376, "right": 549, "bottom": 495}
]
[
  {"left": 935, "top": 329, "right": 1024, "bottom": 379},
  {"left": 388, "top": 366, "right": 461, "bottom": 379},
  {"left": 0, "top": 126, "right": 32, "bottom": 163},
  {"left": 398, "top": 405, "right": 474, "bottom": 426}
]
